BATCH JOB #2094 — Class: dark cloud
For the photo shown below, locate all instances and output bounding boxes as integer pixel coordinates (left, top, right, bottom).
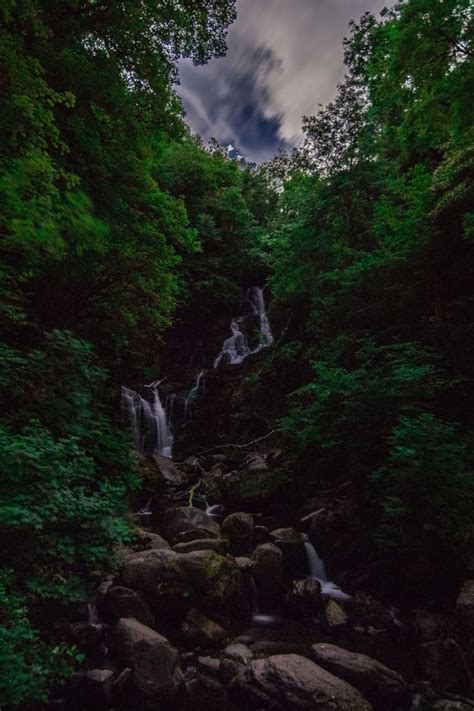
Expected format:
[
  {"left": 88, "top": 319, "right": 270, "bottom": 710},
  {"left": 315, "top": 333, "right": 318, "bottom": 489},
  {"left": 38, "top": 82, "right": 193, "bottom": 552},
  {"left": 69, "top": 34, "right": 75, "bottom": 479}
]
[{"left": 177, "top": 0, "right": 386, "bottom": 162}]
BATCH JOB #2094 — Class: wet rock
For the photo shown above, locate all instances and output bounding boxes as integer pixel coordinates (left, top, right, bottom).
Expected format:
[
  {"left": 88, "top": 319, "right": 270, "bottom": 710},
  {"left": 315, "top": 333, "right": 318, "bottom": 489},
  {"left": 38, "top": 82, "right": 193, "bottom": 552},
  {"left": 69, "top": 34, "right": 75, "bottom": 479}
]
[
  {"left": 133, "top": 530, "right": 171, "bottom": 551},
  {"left": 286, "top": 578, "right": 322, "bottom": 618},
  {"left": 311, "top": 643, "right": 407, "bottom": 705},
  {"left": 228, "top": 653, "right": 373, "bottom": 710},
  {"left": 323, "top": 598, "right": 348, "bottom": 630},
  {"left": 197, "top": 656, "right": 221, "bottom": 675},
  {"left": 223, "top": 642, "right": 253, "bottom": 664},
  {"left": 220, "top": 658, "right": 244, "bottom": 685},
  {"left": 99, "top": 586, "right": 154, "bottom": 627},
  {"left": 222, "top": 512, "right": 254, "bottom": 555},
  {"left": 181, "top": 608, "right": 228, "bottom": 649},
  {"left": 162, "top": 506, "right": 221, "bottom": 544},
  {"left": 173, "top": 538, "right": 226, "bottom": 554},
  {"left": 242, "top": 453, "right": 268, "bottom": 472},
  {"left": 121, "top": 548, "right": 249, "bottom": 621},
  {"left": 420, "top": 639, "right": 471, "bottom": 696},
  {"left": 112, "top": 618, "right": 184, "bottom": 705},
  {"left": 152, "top": 454, "right": 188, "bottom": 485},
  {"left": 234, "top": 635, "right": 254, "bottom": 646},
  {"left": 251, "top": 543, "right": 283, "bottom": 603},
  {"left": 68, "top": 669, "right": 114, "bottom": 710},
  {"left": 235, "top": 556, "right": 253, "bottom": 571}
]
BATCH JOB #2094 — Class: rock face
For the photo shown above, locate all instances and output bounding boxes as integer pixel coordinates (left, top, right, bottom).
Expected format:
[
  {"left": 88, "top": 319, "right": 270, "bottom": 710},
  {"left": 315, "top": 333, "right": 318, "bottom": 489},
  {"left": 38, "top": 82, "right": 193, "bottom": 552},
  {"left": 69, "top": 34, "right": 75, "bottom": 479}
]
[
  {"left": 229, "top": 653, "right": 373, "bottom": 710},
  {"left": 120, "top": 548, "right": 249, "bottom": 621},
  {"left": 311, "top": 643, "right": 407, "bottom": 705},
  {"left": 181, "top": 608, "right": 228, "bottom": 648},
  {"left": 251, "top": 543, "right": 283, "bottom": 603},
  {"left": 162, "top": 506, "right": 221, "bottom": 545},
  {"left": 222, "top": 512, "right": 254, "bottom": 555},
  {"left": 112, "top": 618, "right": 184, "bottom": 705},
  {"left": 99, "top": 586, "right": 154, "bottom": 627}
]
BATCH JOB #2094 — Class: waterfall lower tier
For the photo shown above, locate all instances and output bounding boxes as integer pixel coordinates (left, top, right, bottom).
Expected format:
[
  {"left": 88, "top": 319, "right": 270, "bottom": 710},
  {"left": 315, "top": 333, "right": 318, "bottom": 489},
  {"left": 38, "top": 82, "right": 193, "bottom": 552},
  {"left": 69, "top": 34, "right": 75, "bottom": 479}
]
[
  {"left": 121, "top": 381, "right": 173, "bottom": 457},
  {"left": 304, "top": 541, "right": 350, "bottom": 602}
]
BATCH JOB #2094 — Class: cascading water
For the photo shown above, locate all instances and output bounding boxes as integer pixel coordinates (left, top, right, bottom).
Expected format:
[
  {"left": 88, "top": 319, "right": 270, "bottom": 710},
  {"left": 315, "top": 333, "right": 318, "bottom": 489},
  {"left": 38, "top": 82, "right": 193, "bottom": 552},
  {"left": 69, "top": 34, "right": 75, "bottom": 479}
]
[
  {"left": 214, "top": 286, "right": 273, "bottom": 368},
  {"left": 185, "top": 370, "right": 206, "bottom": 421},
  {"left": 214, "top": 319, "right": 252, "bottom": 368},
  {"left": 121, "top": 380, "right": 173, "bottom": 457},
  {"left": 304, "top": 541, "right": 350, "bottom": 602},
  {"left": 250, "top": 286, "right": 274, "bottom": 350}
]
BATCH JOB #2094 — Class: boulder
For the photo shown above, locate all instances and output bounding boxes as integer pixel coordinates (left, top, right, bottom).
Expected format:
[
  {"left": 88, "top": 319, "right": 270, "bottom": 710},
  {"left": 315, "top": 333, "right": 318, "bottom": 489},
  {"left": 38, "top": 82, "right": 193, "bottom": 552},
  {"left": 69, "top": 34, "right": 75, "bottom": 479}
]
[
  {"left": 121, "top": 548, "right": 249, "bottom": 621},
  {"left": 307, "top": 508, "right": 346, "bottom": 556},
  {"left": 270, "top": 528, "right": 307, "bottom": 576},
  {"left": 323, "top": 598, "right": 348, "bottom": 630},
  {"left": 220, "top": 658, "right": 245, "bottom": 684},
  {"left": 152, "top": 454, "right": 187, "bottom": 485},
  {"left": 185, "top": 673, "right": 230, "bottom": 711},
  {"left": 197, "top": 656, "right": 221, "bottom": 675},
  {"left": 133, "top": 530, "right": 171, "bottom": 551},
  {"left": 420, "top": 639, "right": 471, "bottom": 695},
  {"left": 181, "top": 609, "right": 228, "bottom": 649},
  {"left": 228, "top": 654, "right": 372, "bottom": 710},
  {"left": 112, "top": 618, "right": 184, "bottom": 704},
  {"left": 162, "top": 506, "right": 221, "bottom": 544},
  {"left": 173, "top": 538, "right": 226, "bottom": 554},
  {"left": 311, "top": 643, "right": 407, "bottom": 704},
  {"left": 222, "top": 512, "right": 254, "bottom": 555},
  {"left": 223, "top": 642, "right": 253, "bottom": 665},
  {"left": 286, "top": 578, "right": 322, "bottom": 618},
  {"left": 242, "top": 453, "right": 268, "bottom": 472},
  {"left": 98, "top": 585, "right": 154, "bottom": 627},
  {"left": 251, "top": 543, "right": 283, "bottom": 603}
]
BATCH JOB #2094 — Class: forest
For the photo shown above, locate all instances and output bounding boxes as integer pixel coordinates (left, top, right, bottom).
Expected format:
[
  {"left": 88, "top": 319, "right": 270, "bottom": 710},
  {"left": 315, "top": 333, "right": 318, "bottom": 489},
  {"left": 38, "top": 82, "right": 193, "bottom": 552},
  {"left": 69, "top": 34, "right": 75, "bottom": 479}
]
[{"left": 0, "top": 0, "right": 473, "bottom": 708}]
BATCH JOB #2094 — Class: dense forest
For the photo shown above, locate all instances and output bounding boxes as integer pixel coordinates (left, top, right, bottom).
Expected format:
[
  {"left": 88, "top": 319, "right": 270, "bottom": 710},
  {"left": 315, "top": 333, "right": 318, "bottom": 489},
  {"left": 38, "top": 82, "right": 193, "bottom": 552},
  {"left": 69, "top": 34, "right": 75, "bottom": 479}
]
[{"left": 0, "top": 0, "right": 473, "bottom": 708}]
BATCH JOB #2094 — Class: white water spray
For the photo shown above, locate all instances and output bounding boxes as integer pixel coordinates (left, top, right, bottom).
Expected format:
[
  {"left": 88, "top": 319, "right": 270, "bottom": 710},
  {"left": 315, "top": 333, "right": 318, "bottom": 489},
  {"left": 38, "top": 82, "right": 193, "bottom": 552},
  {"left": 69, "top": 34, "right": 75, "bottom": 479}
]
[
  {"left": 304, "top": 541, "right": 350, "bottom": 602},
  {"left": 121, "top": 381, "right": 173, "bottom": 457}
]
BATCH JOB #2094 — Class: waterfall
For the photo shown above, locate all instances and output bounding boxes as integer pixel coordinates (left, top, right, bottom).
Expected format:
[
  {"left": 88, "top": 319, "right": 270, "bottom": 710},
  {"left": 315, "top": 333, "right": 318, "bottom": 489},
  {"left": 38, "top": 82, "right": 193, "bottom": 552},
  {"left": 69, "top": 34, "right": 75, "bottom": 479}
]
[
  {"left": 185, "top": 370, "right": 206, "bottom": 421},
  {"left": 249, "top": 575, "right": 277, "bottom": 625},
  {"left": 214, "top": 319, "right": 252, "bottom": 368},
  {"left": 214, "top": 286, "right": 274, "bottom": 368},
  {"left": 251, "top": 286, "right": 274, "bottom": 350},
  {"left": 304, "top": 541, "right": 350, "bottom": 602},
  {"left": 121, "top": 381, "right": 173, "bottom": 457},
  {"left": 87, "top": 599, "right": 104, "bottom": 631}
]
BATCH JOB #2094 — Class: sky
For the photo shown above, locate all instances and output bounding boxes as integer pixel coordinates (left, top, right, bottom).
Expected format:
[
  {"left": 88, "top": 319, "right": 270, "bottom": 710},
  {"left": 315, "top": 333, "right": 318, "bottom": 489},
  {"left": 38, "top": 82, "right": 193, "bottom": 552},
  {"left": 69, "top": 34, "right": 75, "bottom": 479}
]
[{"left": 177, "top": 0, "right": 387, "bottom": 163}]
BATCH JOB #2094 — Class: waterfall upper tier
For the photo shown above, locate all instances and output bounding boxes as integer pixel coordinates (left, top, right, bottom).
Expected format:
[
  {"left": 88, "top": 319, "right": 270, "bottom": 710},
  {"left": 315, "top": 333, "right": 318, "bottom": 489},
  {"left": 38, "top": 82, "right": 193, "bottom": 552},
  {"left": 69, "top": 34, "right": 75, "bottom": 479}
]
[{"left": 214, "top": 286, "right": 274, "bottom": 368}]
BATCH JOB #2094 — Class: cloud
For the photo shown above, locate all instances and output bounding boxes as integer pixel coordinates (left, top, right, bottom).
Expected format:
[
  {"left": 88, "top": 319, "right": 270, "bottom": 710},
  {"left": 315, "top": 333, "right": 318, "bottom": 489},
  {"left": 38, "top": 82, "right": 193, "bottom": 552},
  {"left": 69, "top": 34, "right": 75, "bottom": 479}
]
[{"left": 177, "top": 0, "right": 387, "bottom": 162}]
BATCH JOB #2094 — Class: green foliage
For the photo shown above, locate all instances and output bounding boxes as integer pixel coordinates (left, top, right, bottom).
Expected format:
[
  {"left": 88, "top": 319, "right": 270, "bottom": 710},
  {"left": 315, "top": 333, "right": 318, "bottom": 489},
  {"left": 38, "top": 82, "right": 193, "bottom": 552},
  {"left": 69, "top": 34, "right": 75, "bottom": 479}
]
[
  {"left": 0, "top": 572, "right": 83, "bottom": 707},
  {"left": 373, "top": 414, "right": 474, "bottom": 552},
  {"left": 270, "top": 0, "right": 474, "bottom": 566}
]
